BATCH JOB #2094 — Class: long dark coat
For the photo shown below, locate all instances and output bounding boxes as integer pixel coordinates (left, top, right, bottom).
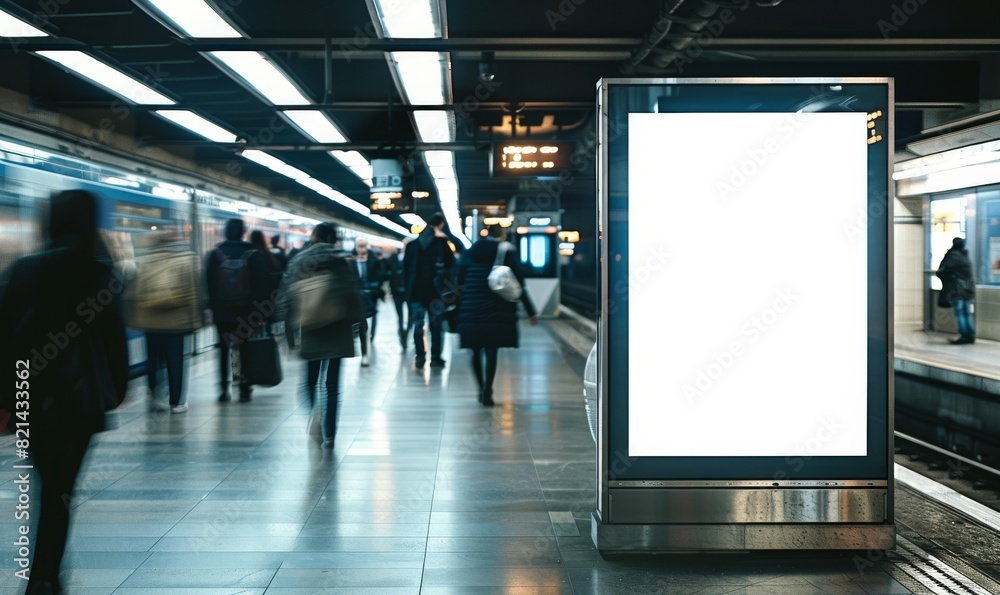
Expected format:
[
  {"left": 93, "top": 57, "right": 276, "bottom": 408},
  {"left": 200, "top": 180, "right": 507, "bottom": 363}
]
[
  {"left": 456, "top": 238, "right": 537, "bottom": 349},
  {"left": 937, "top": 246, "right": 976, "bottom": 302}
]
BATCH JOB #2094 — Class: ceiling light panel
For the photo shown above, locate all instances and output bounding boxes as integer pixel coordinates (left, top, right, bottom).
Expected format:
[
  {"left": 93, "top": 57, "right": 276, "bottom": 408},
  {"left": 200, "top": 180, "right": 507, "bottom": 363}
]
[
  {"left": 241, "top": 149, "right": 310, "bottom": 180},
  {"left": 330, "top": 150, "right": 370, "bottom": 169},
  {"left": 0, "top": 9, "right": 48, "bottom": 37},
  {"left": 283, "top": 110, "right": 349, "bottom": 143},
  {"left": 319, "top": 187, "right": 370, "bottom": 216},
  {"left": 142, "top": 0, "right": 242, "bottom": 38},
  {"left": 391, "top": 52, "right": 447, "bottom": 106},
  {"left": 155, "top": 110, "right": 237, "bottom": 142},
  {"left": 210, "top": 51, "right": 311, "bottom": 106},
  {"left": 373, "top": 0, "right": 440, "bottom": 38},
  {"left": 424, "top": 150, "right": 453, "bottom": 167},
  {"left": 413, "top": 110, "right": 454, "bottom": 143},
  {"left": 36, "top": 51, "right": 175, "bottom": 105}
]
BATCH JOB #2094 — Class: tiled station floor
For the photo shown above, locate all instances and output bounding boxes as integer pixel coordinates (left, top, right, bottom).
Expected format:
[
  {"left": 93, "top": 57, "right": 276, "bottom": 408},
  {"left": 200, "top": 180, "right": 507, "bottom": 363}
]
[{"left": 0, "top": 316, "right": 921, "bottom": 594}]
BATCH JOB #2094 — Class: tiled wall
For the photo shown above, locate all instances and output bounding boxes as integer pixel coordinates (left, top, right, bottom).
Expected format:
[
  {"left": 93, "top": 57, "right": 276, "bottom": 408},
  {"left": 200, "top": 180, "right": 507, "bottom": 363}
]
[{"left": 894, "top": 208, "right": 924, "bottom": 327}]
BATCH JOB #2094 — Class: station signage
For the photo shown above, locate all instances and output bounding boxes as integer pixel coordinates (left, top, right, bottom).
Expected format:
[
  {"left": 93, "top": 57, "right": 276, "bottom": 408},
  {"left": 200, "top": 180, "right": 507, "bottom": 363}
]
[
  {"left": 491, "top": 142, "right": 572, "bottom": 177},
  {"left": 370, "top": 191, "right": 414, "bottom": 213}
]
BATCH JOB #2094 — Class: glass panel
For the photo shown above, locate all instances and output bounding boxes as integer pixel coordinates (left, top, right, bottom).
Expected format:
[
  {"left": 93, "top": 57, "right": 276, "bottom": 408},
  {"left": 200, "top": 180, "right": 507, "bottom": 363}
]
[{"left": 929, "top": 195, "right": 969, "bottom": 290}]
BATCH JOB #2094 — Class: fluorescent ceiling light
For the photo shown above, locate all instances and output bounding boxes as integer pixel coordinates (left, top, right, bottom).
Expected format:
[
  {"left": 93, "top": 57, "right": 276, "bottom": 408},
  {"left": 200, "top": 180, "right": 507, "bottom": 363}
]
[
  {"left": 210, "top": 51, "right": 310, "bottom": 106},
  {"left": 241, "top": 149, "right": 310, "bottom": 180},
  {"left": 429, "top": 165, "right": 455, "bottom": 180},
  {"left": 401, "top": 213, "right": 426, "bottom": 226},
  {"left": 0, "top": 9, "right": 48, "bottom": 37},
  {"left": 318, "top": 187, "right": 370, "bottom": 216},
  {"left": 350, "top": 165, "right": 374, "bottom": 181},
  {"left": 296, "top": 178, "right": 333, "bottom": 194},
  {"left": 283, "top": 110, "right": 348, "bottom": 143},
  {"left": 329, "top": 150, "right": 369, "bottom": 169},
  {"left": 391, "top": 52, "right": 447, "bottom": 105},
  {"left": 155, "top": 110, "right": 237, "bottom": 142},
  {"left": 424, "top": 150, "right": 453, "bottom": 167},
  {"left": 142, "top": 0, "right": 242, "bottom": 38},
  {"left": 371, "top": 214, "right": 411, "bottom": 236},
  {"left": 435, "top": 177, "right": 458, "bottom": 194},
  {"left": 373, "top": 0, "right": 440, "bottom": 38},
  {"left": 36, "top": 51, "right": 175, "bottom": 105},
  {"left": 413, "top": 110, "right": 453, "bottom": 143}
]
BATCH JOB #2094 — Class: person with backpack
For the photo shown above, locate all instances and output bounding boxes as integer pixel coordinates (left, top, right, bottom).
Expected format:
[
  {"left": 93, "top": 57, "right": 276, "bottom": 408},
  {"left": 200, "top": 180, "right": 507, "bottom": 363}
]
[
  {"left": 403, "top": 213, "right": 458, "bottom": 369},
  {"left": 0, "top": 190, "right": 128, "bottom": 594},
  {"left": 205, "top": 218, "right": 269, "bottom": 403},
  {"left": 127, "top": 230, "right": 203, "bottom": 413}
]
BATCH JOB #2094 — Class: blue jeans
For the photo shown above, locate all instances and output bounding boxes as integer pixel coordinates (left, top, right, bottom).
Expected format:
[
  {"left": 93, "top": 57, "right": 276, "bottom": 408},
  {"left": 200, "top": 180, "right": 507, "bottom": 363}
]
[
  {"left": 953, "top": 299, "right": 975, "bottom": 339},
  {"left": 409, "top": 300, "right": 443, "bottom": 359},
  {"left": 305, "top": 358, "right": 342, "bottom": 443}
]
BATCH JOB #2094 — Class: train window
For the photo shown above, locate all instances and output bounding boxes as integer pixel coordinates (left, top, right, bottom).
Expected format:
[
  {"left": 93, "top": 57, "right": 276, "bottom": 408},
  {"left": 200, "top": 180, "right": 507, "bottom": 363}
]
[
  {"left": 115, "top": 203, "right": 163, "bottom": 219},
  {"left": 975, "top": 188, "right": 1000, "bottom": 286}
]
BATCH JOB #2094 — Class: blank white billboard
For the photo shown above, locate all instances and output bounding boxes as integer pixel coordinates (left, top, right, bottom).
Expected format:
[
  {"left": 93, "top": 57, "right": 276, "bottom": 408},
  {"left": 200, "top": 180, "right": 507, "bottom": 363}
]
[{"left": 627, "top": 112, "right": 869, "bottom": 458}]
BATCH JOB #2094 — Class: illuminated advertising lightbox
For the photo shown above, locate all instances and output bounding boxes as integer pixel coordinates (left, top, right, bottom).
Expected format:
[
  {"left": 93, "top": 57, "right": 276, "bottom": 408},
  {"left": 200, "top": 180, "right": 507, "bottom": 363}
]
[{"left": 601, "top": 80, "right": 891, "bottom": 481}]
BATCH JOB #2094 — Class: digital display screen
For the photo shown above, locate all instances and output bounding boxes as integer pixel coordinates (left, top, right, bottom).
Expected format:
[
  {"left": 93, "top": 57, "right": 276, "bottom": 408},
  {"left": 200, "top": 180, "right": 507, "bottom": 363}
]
[
  {"left": 626, "top": 112, "right": 869, "bottom": 457},
  {"left": 491, "top": 142, "right": 573, "bottom": 177}
]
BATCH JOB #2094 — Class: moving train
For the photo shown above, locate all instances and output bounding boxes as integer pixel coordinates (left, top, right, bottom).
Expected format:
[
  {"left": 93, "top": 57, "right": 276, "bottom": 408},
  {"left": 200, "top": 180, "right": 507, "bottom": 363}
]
[{"left": 0, "top": 137, "right": 402, "bottom": 372}]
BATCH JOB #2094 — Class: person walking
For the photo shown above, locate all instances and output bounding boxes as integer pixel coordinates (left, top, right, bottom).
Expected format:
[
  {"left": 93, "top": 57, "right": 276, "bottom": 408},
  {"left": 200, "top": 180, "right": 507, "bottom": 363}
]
[
  {"left": 205, "top": 219, "right": 269, "bottom": 402},
  {"left": 403, "top": 213, "right": 457, "bottom": 369},
  {"left": 0, "top": 190, "right": 129, "bottom": 594},
  {"left": 128, "top": 230, "right": 203, "bottom": 413},
  {"left": 277, "top": 222, "right": 363, "bottom": 448},
  {"left": 937, "top": 236, "right": 976, "bottom": 344},
  {"left": 455, "top": 225, "right": 538, "bottom": 406},
  {"left": 353, "top": 237, "right": 384, "bottom": 366},
  {"left": 383, "top": 244, "right": 407, "bottom": 348}
]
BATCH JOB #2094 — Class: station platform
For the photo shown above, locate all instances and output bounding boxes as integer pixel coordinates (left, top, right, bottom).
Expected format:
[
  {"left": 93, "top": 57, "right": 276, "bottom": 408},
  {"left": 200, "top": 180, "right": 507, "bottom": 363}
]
[{"left": 0, "top": 316, "right": 998, "bottom": 593}]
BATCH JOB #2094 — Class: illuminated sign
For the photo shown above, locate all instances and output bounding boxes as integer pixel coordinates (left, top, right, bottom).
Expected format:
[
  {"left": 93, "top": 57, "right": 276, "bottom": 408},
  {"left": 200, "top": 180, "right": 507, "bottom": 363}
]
[
  {"left": 370, "top": 191, "right": 414, "bottom": 213},
  {"left": 558, "top": 230, "right": 580, "bottom": 243},
  {"left": 492, "top": 142, "right": 573, "bottom": 178}
]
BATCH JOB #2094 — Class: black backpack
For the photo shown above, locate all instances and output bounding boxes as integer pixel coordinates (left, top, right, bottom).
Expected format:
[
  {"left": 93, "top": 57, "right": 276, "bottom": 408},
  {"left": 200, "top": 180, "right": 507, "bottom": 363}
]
[{"left": 213, "top": 248, "right": 257, "bottom": 308}]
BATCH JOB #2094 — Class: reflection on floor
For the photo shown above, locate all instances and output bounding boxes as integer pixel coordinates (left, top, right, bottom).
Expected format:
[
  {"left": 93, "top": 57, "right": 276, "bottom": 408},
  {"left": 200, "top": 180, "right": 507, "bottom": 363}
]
[{"left": 0, "top": 316, "right": 916, "bottom": 593}]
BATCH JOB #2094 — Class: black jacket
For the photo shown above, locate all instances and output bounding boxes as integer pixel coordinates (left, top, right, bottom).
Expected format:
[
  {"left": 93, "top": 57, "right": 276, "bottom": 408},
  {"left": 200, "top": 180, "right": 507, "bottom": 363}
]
[
  {"left": 205, "top": 240, "right": 271, "bottom": 324},
  {"left": 455, "top": 239, "right": 537, "bottom": 349},
  {"left": 937, "top": 247, "right": 976, "bottom": 302},
  {"left": 404, "top": 230, "right": 456, "bottom": 303},
  {"left": 0, "top": 242, "right": 128, "bottom": 432}
]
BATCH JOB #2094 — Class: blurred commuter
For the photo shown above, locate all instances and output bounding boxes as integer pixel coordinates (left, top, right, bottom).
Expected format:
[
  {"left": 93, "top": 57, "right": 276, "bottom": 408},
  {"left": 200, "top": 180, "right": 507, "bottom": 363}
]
[
  {"left": 937, "top": 236, "right": 976, "bottom": 344},
  {"left": 288, "top": 240, "right": 307, "bottom": 260},
  {"left": 354, "top": 237, "right": 384, "bottom": 366},
  {"left": 250, "top": 230, "right": 284, "bottom": 303},
  {"left": 129, "top": 230, "right": 203, "bottom": 413},
  {"left": 0, "top": 190, "right": 128, "bottom": 594},
  {"left": 277, "top": 222, "right": 362, "bottom": 448},
  {"left": 455, "top": 225, "right": 538, "bottom": 406},
  {"left": 269, "top": 234, "right": 288, "bottom": 270},
  {"left": 404, "top": 213, "right": 457, "bottom": 368},
  {"left": 205, "top": 219, "right": 269, "bottom": 402},
  {"left": 383, "top": 244, "right": 407, "bottom": 348}
]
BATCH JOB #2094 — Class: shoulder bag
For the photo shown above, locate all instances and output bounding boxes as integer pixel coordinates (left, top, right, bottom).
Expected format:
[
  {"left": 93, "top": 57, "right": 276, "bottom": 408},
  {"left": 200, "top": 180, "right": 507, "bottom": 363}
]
[{"left": 487, "top": 242, "right": 522, "bottom": 302}]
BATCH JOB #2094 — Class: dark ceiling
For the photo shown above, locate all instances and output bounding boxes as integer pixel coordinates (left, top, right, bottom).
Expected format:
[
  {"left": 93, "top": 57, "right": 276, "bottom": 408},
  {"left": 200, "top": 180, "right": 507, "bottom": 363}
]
[{"left": 1, "top": 0, "right": 999, "bottom": 238}]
